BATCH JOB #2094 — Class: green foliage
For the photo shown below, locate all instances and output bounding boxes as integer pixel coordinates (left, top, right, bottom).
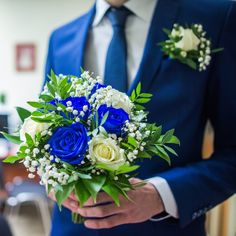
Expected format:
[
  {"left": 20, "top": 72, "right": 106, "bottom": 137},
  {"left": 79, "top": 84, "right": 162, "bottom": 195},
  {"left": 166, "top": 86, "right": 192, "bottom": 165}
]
[
  {"left": 0, "top": 132, "right": 22, "bottom": 144},
  {"left": 3, "top": 155, "right": 23, "bottom": 163},
  {"left": 115, "top": 164, "right": 140, "bottom": 174},
  {"left": 102, "top": 180, "right": 121, "bottom": 206},
  {"left": 75, "top": 180, "right": 91, "bottom": 207},
  {"left": 16, "top": 107, "right": 31, "bottom": 122},
  {"left": 100, "top": 111, "right": 109, "bottom": 126},
  {"left": 25, "top": 133, "right": 34, "bottom": 146},
  {"left": 127, "top": 136, "right": 138, "bottom": 148},
  {"left": 55, "top": 183, "right": 74, "bottom": 210},
  {"left": 141, "top": 125, "right": 180, "bottom": 165},
  {"left": 82, "top": 175, "right": 106, "bottom": 202},
  {"left": 130, "top": 83, "right": 153, "bottom": 110},
  {"left": 27, "top": 101, "right": 45, "bottom": 109}
]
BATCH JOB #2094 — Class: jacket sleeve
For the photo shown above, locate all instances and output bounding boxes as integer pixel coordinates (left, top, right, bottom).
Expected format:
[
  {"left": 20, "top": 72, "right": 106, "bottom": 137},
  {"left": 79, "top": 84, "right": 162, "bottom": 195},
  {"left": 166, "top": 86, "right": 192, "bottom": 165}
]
[{"left": 158, "top": 1, "right": 236, "bottom": 227}]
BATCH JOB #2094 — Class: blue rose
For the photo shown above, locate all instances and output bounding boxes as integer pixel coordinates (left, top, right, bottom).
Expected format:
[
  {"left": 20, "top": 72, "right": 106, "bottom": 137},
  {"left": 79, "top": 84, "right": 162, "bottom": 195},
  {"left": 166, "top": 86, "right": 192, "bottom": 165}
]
[
  {"left": 48, "top": 123, "right": 88, "bottom": 165},
  {"left": 61, "top": 97, "right": 90, "bottom": 119},
  {"left": 97, "top": 104, "right": 129, "bottom": 136},
  {"left": 50, "top": 96, "right": 91, "bottom": 120},
  {"left": 90, "top": 83, "right": 106, "bottom": 96}
]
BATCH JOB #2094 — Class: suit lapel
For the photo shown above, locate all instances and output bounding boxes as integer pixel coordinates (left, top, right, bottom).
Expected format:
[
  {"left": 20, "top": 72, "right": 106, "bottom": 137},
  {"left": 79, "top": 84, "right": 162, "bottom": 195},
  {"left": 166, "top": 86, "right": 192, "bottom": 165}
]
[{"left": 128, "top": 0, "right": 180, "bottom": 95}]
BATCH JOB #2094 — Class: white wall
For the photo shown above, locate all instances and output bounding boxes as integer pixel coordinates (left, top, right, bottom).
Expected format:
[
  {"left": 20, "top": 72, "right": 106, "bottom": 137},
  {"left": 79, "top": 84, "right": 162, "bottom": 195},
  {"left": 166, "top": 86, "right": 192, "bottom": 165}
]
[{"left": 0, "top": 0, "right": 94, "bottom": 125}]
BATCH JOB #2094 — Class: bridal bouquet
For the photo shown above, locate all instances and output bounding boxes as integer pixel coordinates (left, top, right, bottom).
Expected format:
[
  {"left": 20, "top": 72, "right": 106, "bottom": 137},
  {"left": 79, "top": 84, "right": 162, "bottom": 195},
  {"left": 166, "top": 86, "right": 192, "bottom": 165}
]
[{"left": 2, "top": 70, "right": 179, "bottom": 223}]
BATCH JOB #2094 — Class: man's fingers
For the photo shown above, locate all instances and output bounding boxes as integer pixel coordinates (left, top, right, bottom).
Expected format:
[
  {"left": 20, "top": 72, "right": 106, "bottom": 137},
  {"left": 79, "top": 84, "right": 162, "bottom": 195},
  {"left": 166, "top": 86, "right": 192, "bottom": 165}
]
[
  {"left": 77, "top": 203, "right": 122, "bottom": 218},
  {"left": 84, "top": 213, "right": 128, "bottom": 229},
  {"left": 48, "top": 191, "right": 56, "bottom": 201},
  {"left": 62, "top": 198, "right": 79, "bottom": 212}
]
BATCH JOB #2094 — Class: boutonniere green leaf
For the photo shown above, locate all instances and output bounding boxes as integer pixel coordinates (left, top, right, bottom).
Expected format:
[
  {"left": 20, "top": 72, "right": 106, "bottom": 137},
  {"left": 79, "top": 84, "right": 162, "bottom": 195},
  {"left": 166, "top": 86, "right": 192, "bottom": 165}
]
[{"left": 159, "top": 23, "right": 223, "bottom": 71}]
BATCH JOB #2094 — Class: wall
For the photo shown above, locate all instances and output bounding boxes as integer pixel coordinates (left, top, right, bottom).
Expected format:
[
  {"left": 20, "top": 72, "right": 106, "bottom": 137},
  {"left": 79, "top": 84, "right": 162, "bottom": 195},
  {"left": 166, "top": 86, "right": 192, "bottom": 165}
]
[{"left": 0, "top": 0, "right": 94, "bottom": 126}]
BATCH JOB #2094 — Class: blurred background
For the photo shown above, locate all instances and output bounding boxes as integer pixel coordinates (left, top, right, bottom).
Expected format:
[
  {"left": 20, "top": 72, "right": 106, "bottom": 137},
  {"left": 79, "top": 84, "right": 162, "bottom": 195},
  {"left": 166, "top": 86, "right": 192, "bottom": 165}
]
[{"left": 0, "top": 0, "right": 235, "bottom": 236}]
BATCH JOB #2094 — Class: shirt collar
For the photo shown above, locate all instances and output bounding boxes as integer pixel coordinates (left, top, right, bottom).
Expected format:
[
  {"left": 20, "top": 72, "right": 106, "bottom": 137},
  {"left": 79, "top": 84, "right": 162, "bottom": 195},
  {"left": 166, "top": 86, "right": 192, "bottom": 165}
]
[{"left": 92, "top": 0, "right": 157, "bottom": 27}]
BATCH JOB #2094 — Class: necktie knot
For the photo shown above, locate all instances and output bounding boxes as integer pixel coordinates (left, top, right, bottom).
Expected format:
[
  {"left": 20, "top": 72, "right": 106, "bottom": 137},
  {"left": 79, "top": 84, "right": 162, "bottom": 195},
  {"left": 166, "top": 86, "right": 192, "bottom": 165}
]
[{"left": 106, "top": 6, "right": 131, "bottom": 28}]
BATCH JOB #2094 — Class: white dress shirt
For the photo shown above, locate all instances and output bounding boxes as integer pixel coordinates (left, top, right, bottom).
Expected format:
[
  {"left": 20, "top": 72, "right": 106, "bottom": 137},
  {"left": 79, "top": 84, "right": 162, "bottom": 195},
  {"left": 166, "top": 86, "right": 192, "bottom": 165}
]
[{"left": 84, "top": 0, "right": 178, "bottom": 219}]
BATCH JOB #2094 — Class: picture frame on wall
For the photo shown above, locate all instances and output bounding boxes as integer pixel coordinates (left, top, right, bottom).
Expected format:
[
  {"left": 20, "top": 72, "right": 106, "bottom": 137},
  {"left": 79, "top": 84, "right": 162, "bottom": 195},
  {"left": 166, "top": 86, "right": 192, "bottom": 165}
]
[{"left": 15, "top": 44, "right": 36, "bottom": 72}]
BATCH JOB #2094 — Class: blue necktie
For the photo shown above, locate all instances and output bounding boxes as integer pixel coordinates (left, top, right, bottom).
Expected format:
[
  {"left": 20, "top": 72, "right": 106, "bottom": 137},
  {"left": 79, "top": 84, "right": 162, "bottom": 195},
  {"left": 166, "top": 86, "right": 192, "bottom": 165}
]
[{"left": 104, "top": 7, "right": 131, "bottom": 93}]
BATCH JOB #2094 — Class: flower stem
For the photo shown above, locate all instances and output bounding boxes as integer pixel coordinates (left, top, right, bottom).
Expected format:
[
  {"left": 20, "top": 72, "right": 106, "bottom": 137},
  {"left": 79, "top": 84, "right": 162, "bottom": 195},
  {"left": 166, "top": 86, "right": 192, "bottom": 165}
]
[{"left": 72, "top": 212, "right": 85, "bottom": 224}]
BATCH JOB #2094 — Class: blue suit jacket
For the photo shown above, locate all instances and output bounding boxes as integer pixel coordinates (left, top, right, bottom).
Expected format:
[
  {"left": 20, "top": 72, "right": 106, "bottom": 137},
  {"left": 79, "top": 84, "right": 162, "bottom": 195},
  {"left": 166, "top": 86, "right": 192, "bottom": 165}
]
[{"left": 45, "top": 0, "right": 236, "bottom": 235}]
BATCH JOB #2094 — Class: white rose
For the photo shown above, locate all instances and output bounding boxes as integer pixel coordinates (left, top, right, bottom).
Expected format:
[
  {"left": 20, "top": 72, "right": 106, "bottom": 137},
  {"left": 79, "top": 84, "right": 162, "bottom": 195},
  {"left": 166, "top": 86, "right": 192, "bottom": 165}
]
[
  {"left": 106, "top": 89, "right": 133, "bottom": 115},
  {"left": 175, "top": 27, "right": 200, "bottom": 51},
  {"left": 20, "top": 117, "right": 51, "bottom": 142},
  {"left": 89, "top": 135, "right": 126, "bottom": 170}
]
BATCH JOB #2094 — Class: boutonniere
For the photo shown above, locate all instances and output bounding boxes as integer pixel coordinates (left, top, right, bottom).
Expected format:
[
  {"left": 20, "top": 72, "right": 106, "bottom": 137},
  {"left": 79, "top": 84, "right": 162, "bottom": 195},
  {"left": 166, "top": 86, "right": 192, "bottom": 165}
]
[{"left": 159, "top": 24, "right": 223, "bottom": 71}]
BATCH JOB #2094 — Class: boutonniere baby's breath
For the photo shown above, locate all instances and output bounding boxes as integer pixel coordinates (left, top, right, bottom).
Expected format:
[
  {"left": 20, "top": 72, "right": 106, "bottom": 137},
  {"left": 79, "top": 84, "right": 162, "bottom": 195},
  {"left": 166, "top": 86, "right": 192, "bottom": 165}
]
[{"left": 159, "top": 24, "right": 223, "bottom": 71}]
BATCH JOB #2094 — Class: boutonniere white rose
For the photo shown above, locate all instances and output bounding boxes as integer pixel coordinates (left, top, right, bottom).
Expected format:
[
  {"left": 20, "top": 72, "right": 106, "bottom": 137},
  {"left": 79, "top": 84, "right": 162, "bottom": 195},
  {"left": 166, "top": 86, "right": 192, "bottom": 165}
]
[{"left": 159, "top": 23, "right": 223, "bottom": 71}]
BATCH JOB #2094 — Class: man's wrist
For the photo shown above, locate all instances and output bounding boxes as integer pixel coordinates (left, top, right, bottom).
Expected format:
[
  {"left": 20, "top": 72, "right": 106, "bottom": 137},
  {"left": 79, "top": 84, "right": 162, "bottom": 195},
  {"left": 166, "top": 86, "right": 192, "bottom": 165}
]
[
  {"left": 147, "top": 177, "right": 179, "bottom": 219},
  {"left": 147, "top": 182, "right": 165, "bottom": 216}
]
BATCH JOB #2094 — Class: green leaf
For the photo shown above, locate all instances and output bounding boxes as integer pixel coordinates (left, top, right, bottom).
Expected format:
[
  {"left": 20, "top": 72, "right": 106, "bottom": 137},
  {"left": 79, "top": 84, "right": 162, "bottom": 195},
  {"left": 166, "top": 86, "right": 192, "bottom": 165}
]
[
  {"left": 46, "top": 184, "right": 53, "bottom": 195},
  {"left": 46, "top": 82, "right": 56, "bottom": 96},
  {"left": 183, "top": 58, "right": 197, "bottom": 70},
  {"left": 76, "top": 172, "right": 92, "bottom": 180},
  {"left": 39, "top": 94, "right": 54, "bottom": 102},
  {"left": 50, "top": 69, "right": 58, "bottom": 85},
  {"left": 155, "top": 145, "right": 171, "bottom": 165},
  {"left": 136, "top": 82, "right": 141, "bottom": 96},
  {"left": 95, "top": 112, "right": 99, "bottom": 128},
  {"left": 135, "top": 98, "right": 151, "bottom": 104},
  {"left": 57, "top": 103, "right": 67, "bottom": 110},
  {"left": 211, "top": 48, "right": 224, "bottom": 53},
  {"left": 80, "top": 67, "right": 85, "bottom": 73},
  {"left": 134, "top": 104, "right": 145, "bottom": 110},
  {"left": 3, "top": 155, "right": 22, "bottom": 163},
  {"left": 140, "top": 93, "right": 153, "bottom": 98},
  {"left": 130, "top": 90, "right": 136, "bottom": 102},
  {"left": 96, "top": 163, "right": 117, "bottom": 172},
  {"left": 45, "top": 103, "right": 57, "bottom": 111},
  {"left": 0, "top": 132, "right": 22, "bottom": 144},
  {"left": 31, "top": 116, "right": 55, "bottom": 123},
  {"left": 82, "top": 175, "right": 106, "bottom": 202},
  {"left": 55, "top": 183, "right": 74, "bottom": 209},
  {"left": 120, "top": 142, "right": 133, "bottom": 150},
  {"left": 128, "top": 136, "right": 138, "bottom": 148},
  {"left": 27, "top": 101, "right": 44, "bottom": 109},
  {"left": 25, "top": 133, "right": 34, "bottom": 146},
  {"left": 31, "top": 111, "right": 44, "bottom": 117},
  {"left": 75, "top": 180, "right": 91, "bottom": 207},
  {"left": 164, "top": 145, "right": 178, "bottom": 156},
  {"left": 151, "top": 126, "right": 162, "bottom": 142},
  {"left": 167, "top": 135, "right": 180, "bottom": 145},
  {"left": 102, "top": 182, "right": 120, "bottom": 206},
  {"left": 162, "top": 129, "right": 175, "bottom": 143},
  {"left": 116, "top": 164, "right": 140, "bottom": 174},
  {"left": 16, "top": 107, "right": 31, "bottom": 122},
  {"left": 163, "top": 28, "right": 171, "bottom": 35},
  {"left": 59, "top": 76, "right": 69, "bottom": 88},
  {"left": 100, "top": 111, "right": 109, "bottom": 126},
  {"left": 54, "top": 184, "right": 63, "bottom": 192},
  {"left": 138, "top": 151, "right": 152, "bottom": 158}
]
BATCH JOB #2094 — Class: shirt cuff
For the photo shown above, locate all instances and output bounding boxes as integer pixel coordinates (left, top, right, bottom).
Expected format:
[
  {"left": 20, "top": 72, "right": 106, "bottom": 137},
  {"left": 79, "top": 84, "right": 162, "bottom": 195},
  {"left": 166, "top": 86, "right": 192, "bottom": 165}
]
[{"left": 148, "top": 176, "right": 179, "bottom": 219}]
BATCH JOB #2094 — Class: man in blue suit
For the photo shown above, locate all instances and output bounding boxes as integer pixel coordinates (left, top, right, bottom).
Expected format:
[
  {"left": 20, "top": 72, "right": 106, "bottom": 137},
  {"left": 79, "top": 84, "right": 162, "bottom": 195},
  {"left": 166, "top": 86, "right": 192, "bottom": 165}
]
[{"left": 45, "top": 0, "right": 236, "bottom": 235}]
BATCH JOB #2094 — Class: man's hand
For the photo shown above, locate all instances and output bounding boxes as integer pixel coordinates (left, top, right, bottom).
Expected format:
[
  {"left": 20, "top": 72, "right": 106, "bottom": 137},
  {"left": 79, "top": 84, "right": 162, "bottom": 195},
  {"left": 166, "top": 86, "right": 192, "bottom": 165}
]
[{"left": 48, "top": 178, "right": 164, "bottom": 229}]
